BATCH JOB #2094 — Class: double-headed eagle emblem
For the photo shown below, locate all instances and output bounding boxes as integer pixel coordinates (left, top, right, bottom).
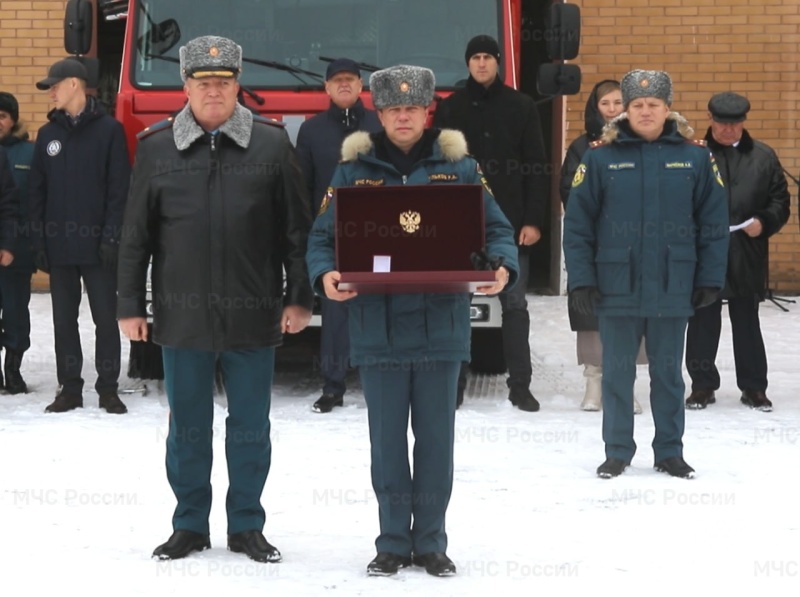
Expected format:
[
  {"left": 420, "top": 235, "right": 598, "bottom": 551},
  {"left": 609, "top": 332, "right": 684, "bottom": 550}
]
[{"left": 399, "top": 210, "right": 421, "bottom": 234}]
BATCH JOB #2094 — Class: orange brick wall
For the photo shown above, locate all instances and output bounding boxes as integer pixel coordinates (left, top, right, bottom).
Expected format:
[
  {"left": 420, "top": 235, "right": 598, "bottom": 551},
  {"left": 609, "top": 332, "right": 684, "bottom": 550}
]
[
  {"left": 566, "top": 0, "right": 800, "bottom": 293},
  {"left": 0, "top": 0, "right": 68, "bottom": 290}
]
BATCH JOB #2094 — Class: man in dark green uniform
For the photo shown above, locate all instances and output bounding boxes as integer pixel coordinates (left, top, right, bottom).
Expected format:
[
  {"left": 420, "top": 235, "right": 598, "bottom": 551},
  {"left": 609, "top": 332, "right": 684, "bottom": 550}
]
[
  {"left": 563, "top": 70, "right": 729, "bottom": 479},
  {"left": 306, "top": 65, "right": 518, "bottom": 576}
]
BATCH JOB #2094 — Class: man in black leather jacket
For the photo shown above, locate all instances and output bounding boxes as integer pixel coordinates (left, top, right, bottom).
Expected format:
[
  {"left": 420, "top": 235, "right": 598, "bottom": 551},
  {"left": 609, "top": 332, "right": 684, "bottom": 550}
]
[
  {"left": 117, "top": 36, "right": 313, "bottom": 564},
  {"left": 685, "top": 92, "right": 790, "bottom": 412}
]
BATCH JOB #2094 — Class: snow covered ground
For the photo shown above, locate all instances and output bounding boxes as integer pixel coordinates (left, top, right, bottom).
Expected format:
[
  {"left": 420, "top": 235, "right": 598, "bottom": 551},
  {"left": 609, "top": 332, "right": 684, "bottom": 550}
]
[{"left": 1, "top": 292, "right": 798, "bottom": 595}]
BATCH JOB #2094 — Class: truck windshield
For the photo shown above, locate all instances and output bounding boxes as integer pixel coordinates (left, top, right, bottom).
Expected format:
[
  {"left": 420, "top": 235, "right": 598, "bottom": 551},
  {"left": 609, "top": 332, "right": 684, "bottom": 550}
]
[{"left": 133, "top": 0, "right": 502, "bottom": 90}]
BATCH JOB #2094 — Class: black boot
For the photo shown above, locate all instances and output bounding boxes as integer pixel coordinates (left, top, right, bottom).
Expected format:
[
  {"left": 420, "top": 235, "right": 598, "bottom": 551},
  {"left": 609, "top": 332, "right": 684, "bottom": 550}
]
[
  {"left": 0, "top": 347, "right": 4, "bottom": 389},
  {"left": 412, "top": 552, "right": 457, "bottom": 577},
  {"left": 367, "top": 552, "right": 412, "bottom": 576},
  {"left": 152, "top": 530, "right": 211, "bottom": 560},
  {"left": 4, "top": 349, "right": 28, "bottom": 394},
  {"left": 228, "top": 530, "right": 282, "bottom": 562}
]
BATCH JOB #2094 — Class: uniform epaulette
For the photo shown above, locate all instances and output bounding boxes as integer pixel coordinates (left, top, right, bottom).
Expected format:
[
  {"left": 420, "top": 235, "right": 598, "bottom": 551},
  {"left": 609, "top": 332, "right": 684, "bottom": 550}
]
[
  {"left": 686, "top": 138, "right": 707, "bottom": 147},
  {"left": 253, "top": 114, "right": 286, "bottom": 128},
  {"left": 589, "top": 139, "right": 607, "bottom": 149},
  {"left": 137, "top": 117, "right": 174, "bottom": 141}
]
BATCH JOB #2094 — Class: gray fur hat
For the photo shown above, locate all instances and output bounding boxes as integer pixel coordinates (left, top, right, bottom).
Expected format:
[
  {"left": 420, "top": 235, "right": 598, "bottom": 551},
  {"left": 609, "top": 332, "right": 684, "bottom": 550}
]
[
  {"left": 179, "top": 35, "right": 242, "bottom": 82},
  {"left": 370, "top": 65, "right": 435, "bottom": 109},
  {"left": 621, "top": 69, "right": 673, "bottom": 107}
]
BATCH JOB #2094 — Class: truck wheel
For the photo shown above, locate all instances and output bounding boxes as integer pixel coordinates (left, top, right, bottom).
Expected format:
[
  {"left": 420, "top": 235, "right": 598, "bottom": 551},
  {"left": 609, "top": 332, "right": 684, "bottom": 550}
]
[{"left": 470, "top": 328, "right": 506, "bottom": 374}]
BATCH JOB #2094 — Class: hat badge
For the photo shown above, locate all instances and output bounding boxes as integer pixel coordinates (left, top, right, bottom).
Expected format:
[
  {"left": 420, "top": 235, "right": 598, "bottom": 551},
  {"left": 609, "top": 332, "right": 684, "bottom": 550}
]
[
  {"left": 209, "top": 46, "right": 219, "bottom": 57},
  {"left": 640, "top": 79, "right": 650, "bottom": 88},
  {"left": 399, "top": 81, "right": 410, "bottom": 93}
]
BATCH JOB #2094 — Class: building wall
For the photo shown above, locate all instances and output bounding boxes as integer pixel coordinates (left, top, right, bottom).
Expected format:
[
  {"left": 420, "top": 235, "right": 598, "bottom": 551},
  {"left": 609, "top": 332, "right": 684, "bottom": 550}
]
[{"left": 568, "top": 0, "right": 800, "bottom": 292}]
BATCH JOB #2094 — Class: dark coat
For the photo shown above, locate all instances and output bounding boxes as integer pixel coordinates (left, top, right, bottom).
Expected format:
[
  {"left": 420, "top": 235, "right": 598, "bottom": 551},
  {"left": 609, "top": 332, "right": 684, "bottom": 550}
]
[
  {"left": 564, "top": 114, "right": 730, "bottom": 318},
  {"left": 704, "top": 128, "right": 790, "bottom": 299},
  {"left": 1, "top": 122, "right": 35, "bottom": 272},
  {"left": 306, "top": 128, "right": 519, "bottom": 366},
  {"left": 0, "top": 147, "right": 18, "bottom": 254},
  {"left": 117, "top": 104, "right": 314, "bottom": 351},
  {"left": 28, "top": 96, "right": 130, "bottom": 266},
  {"left": 560, "top": 80, "right": 617, "bottom": 331},
  {"left": 295, "top": 99, "right": 381, "bottom": 215},
  {"left": 433, "top": 76, "right": 548, "bottom": 245}
]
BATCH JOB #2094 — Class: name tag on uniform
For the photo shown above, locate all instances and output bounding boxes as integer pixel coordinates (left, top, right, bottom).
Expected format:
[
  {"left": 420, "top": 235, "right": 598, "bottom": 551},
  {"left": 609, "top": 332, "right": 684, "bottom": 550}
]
[
  {"left": 607, "top": 162, "right": 636, "bottom": 170},
  {"left": 664, "top": 161, "right": 693, "bottom": 169},
  {"left": 14, "top": 164, "right": 31, "bottom": 170}
]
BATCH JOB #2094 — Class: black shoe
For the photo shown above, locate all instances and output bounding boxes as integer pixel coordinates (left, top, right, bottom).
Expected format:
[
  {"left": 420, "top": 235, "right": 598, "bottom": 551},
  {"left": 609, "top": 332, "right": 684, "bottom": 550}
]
[
  {"left": 686, "top": 389, "right": 716, "bottom": 410},
  {"left": 44, "top": 390, "right": 83, "bottom": 413},
  {"left": 412, "top": 552, "right": 457, "bottom": 577},
  {"left": 228, "top": 530, "right": 282, "bottom": 562},
  {"left": 152, "top": 530, "right": 211, "bottom": 560},
  {"left": 741, "top": 390, "right": 772, "bottom": 412},
  {"left": 99, "top": 392, "right": 128, "bottom": 414},
  {"left": 655, "top": 456, "right": 695, "bottom": 479},
  {"left": 367, "top": 552, "right": 412, "bottom": 576},
  {"left": 508, "top": 386, "right": 540, "bottom": 412},
  {"left": 3, "top": 349, "right": 27, "bottom": 394},
  {"left": 596, "top": 457, "right": 628, "bottom": 479},
  {"left": 456, "top": 386, "right": 464, "bottom": 409},
  {"left": 312, "top": 393, "right": 343, "bottom": 413}
]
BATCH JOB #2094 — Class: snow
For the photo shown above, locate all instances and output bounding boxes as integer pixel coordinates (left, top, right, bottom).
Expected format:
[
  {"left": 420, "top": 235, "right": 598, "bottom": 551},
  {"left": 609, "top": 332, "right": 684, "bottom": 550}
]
[{"left": 2, "top": 292, "right": 799, "bottom": 595}]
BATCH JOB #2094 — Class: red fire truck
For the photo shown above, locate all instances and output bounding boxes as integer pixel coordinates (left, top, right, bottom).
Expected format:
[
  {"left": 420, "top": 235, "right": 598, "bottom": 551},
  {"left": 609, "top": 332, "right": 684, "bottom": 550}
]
[{"left": 62, "top": 0, "right": 580, "bottom": 373}]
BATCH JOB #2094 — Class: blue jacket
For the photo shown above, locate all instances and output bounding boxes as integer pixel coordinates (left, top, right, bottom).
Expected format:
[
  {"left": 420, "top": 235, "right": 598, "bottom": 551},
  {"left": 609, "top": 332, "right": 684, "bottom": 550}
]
[
  {"left": 1, "top": 122, "right": 35, "bottom": 272},
  {"left": 563, "top": 114, "right": 729, "bottom": 318},
  {"left": 29, "top": 96, "right": 130, "bottom": 266},
  {"left": 306, "top": 129, "right": 519, "bottom": 365},
  {"left": 0, "top": 147, "right": 18, "bottom": 255},
  {"left": 295, "top": 99, "right": 382, "bottom": 215}
]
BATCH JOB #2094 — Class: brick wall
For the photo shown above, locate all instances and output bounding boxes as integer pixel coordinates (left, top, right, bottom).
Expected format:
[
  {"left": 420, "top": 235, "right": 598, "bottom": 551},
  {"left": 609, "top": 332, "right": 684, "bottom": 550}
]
[{"left": 566, "top": 0, "right": 800, "bottom": 293}]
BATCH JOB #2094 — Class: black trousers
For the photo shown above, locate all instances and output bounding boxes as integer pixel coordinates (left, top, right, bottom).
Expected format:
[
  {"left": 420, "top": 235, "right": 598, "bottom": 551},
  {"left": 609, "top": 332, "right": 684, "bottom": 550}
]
[
  {"left": 685, "top": 296, "right": 768, "bottom": 392},
  {"left": 499, "top": 251, "right": 532, "bottom": 388},
  {"left": 49, "top": 264, "right": 120, "bottom": 396},
  {"left": 0, "top": 269, "right": 33, "bottom": 353}
]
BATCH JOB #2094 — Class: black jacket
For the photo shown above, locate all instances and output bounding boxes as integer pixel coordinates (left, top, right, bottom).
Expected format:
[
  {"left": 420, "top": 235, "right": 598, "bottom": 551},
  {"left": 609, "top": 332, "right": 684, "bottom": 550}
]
[
  {"left": 1, "top": 122, "right": 35, "bottom": 272},
  {"left": 433, "top": 76, "right": 548, "bottom": 243},
  {"left": 117, "top": 104, "right": 314, "bottom": 351},
  {"left": 560, "top": 80, "right": 617, "bottom": 331},
  {"left": 0, "top": 147, "right": 19, "bottom": 254},
  {"left": 295, "top": 99, "right": 381, "bottom": 215},
  {"left": 705, "top": 128, "right": 791, "bottom": 299},
  {"left": 559, "top": 79, "right": 617, "bottom": 206},
  {"left": 29, "top": 96, "right": 130, "bottom": 266}
]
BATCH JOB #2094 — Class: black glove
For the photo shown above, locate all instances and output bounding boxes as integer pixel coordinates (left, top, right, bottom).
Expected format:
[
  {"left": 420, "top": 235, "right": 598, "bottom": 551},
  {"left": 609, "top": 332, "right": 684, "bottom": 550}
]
[
  {"left": 470, "top": 249, "right": 505, "bottom": 271},
  {"left": 35, "top": 250, "right": 50, "bottom": 274},
  {"left": 99, "top": 242, "right": 119, "bottom": 271},
  {"left": 692, "top": 287, "right": 720, "bottom": 309},
  {"left": 569, "top": 286, "right": 601, "bottom": 316}
]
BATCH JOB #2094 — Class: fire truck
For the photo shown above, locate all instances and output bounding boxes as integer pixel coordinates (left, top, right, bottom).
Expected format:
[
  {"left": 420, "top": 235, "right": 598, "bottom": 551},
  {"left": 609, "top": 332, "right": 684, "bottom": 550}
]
[{"left": 61, "top": 0, "right": 580, "bottom": 373}]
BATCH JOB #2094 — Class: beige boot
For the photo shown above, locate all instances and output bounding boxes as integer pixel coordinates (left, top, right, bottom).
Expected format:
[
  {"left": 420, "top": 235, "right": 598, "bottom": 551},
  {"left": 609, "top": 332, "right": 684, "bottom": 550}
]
[{"left": 580, "top": 365, "right": 602, "bottom": 411}]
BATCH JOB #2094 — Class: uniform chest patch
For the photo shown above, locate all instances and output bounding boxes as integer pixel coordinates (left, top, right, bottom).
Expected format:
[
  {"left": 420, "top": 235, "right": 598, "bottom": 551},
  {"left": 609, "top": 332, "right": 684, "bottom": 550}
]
[
  {"left": 46, "top": 140, "right": 62, "bottom": 156},
  {"left": 607, "top": 162, "right": 636, "bottom": 170},
  {"left": 428, "top": 173, "right": 458, "bottom": 182},
  {"left": 664, "top": 161, "right": 693, "bottom": 169},
  {"left": 572, "top": 164, "right": 586, "bottom": 187},
  {"left": 354, "top": 178, "right": 385, "bottom": 186}
]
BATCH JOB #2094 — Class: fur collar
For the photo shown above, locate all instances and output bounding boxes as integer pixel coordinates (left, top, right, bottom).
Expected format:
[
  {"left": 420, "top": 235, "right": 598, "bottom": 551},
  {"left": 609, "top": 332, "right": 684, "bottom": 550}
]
[
  {"left": 340, "top": 128, "right": 468, "bottom": 162},
  {"left": 0, "top": 121, "right": 29, "bottom": 145},
  {"left": 600, "top": 111, "right": 694, "bottom": 143},
  {"left": 173, "top": 102, "right": 253, "bottom": 151}
]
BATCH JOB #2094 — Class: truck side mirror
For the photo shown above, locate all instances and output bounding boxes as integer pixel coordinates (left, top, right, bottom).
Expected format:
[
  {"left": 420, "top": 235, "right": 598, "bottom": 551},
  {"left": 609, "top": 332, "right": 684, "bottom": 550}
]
[
  {"left": 64, "top": 0, "right": 93, "bottom": 55},
  {"left": 545, "top": 3, "right": 580, "bottom": 61},
  {"left": 537, "top": 64, "right": 581, "bottom": 96}
]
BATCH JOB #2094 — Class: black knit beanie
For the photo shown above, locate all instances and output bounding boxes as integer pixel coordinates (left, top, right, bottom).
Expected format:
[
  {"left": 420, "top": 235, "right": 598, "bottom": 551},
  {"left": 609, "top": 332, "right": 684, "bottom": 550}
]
[{"left": 465, "top": 35, "right": 500, "bottom": 64}]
